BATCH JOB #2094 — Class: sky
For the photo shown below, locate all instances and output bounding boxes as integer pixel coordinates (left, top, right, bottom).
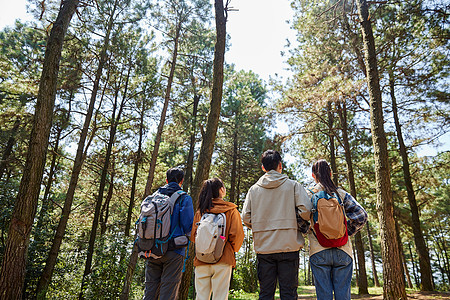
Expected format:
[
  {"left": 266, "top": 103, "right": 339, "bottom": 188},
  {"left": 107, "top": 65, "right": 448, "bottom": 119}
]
[
  {"left": 0, "top": 0, "right": 447, "bottom": 157},
  {"left": 0, "top": 0, "right": 297, "bottom": 83}
]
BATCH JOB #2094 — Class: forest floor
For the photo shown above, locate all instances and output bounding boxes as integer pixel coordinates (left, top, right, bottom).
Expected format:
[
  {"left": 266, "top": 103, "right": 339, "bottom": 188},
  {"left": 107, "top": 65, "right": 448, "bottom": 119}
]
[{"left": 229, "top": 286, "right": 450, "bottom": 299}]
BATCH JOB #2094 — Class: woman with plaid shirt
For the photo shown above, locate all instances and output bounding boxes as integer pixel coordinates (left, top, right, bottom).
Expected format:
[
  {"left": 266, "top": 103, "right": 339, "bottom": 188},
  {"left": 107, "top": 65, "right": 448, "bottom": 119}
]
[{"left": 305, "top": 159, "right": 368, "bottom": 300}]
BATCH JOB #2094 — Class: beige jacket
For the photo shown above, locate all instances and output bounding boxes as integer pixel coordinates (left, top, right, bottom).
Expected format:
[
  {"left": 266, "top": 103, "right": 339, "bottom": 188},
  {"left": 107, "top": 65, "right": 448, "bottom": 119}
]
[
  {"left": 241, "top": 170, "right": 311, "bottom": 254},
  {"left": 307, "top": 183, "right": 352, "bottom": 258}
]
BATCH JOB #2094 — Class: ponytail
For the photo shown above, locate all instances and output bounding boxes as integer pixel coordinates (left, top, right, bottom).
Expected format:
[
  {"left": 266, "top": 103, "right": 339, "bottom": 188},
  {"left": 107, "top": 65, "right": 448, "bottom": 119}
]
[
  {"left": 312, "top": 159, "right": 338, "bottom": 196},
  {"left": 198, "top": 178, "right": 224, "bottom": 214}
]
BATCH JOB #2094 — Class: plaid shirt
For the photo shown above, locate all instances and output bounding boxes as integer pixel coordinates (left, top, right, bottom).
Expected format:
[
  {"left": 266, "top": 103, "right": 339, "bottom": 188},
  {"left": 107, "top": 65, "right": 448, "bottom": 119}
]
[
  {"left": 298, "top": 185, "right": 368, "bottom": 236},
  {"left": 341, "top": 192, "right": 368, "bottom": 236}
]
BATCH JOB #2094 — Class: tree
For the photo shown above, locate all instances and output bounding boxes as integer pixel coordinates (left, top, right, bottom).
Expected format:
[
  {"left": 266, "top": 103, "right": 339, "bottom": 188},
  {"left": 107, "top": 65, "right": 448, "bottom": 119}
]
[
  {"left": 178, "top": 1, "right": 228, "bottom": 298},
  {"left": 355, "top": 0, "right": 407, "bottom": 298},
  {"left": 0, "top": 0, "right": 79, "bottom": 297},
  {"left": 215, "top": 68, "right": 268, "bottom": 204},
  {"left": 35, "top": 0, "right": 119, "bottom": 295}
]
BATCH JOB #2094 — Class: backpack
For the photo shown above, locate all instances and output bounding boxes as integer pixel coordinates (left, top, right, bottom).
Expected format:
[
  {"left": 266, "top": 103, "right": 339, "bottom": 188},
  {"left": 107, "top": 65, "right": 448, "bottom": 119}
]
[
  {"left": 195, "top": 212, "right": 226, "bottom": 263},
  {"left": 310, "top": 188, "right": 348, "bottom": 248},
  {"left": 136, "top": 190, "right": 186, "bottom": 259}
]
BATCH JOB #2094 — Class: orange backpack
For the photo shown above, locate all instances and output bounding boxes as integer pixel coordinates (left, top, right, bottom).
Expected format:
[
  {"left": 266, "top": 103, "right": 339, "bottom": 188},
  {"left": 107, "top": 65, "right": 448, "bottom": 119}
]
[{"left": 310, "top": 188, "right": 348, "bottom": 247}]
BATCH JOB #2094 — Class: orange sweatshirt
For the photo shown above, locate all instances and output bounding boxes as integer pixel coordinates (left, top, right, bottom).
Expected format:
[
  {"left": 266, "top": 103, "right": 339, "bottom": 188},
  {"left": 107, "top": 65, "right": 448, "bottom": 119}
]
[{"left": 190, "top": 198, "right": 244, "bottom": 268}]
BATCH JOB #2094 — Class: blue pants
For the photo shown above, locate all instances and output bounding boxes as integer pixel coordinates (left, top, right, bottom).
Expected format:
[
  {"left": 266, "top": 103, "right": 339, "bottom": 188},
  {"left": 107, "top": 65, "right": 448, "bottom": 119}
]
[{"left": 310, "top": 248, "right": 353, "bottom": 300}]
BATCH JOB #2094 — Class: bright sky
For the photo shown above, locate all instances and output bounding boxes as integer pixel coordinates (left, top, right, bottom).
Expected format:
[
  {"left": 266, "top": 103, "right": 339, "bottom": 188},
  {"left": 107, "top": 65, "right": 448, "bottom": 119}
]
[
  {"left": 0, "top": 0, "right": 296, "bottom": 83},
  {"left": 1, "top": 0, "right": 447, "bottom": 157}
]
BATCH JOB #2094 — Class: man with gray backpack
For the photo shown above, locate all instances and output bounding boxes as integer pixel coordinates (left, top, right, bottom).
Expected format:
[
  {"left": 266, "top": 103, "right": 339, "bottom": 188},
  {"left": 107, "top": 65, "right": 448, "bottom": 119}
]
[{"left": 138, "top": 167, "right": 194, "bottom": 300}]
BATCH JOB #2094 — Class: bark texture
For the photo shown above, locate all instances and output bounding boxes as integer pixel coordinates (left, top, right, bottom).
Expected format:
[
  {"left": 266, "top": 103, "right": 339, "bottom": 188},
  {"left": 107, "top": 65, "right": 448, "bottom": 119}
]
[
  {"left": 35, "top": 3, "right": 115, "bottom": 296},
  {"left": 337, "top": 101, "right": 368, "bottom": 294},
  {"left": 366, "top": 222, "right": 380, "bottom": 287},
  {"left": 389, "top": 70, "right": 434, "bottom": 291},
  {"left": 355, "top": 1, "right": 407, "bottom": 299},
  {"left": 0, "top": 0, "right": 79, "bottom": 298},
  {"left": 178, "top": 1, "right": 227, "bottom": 299}
]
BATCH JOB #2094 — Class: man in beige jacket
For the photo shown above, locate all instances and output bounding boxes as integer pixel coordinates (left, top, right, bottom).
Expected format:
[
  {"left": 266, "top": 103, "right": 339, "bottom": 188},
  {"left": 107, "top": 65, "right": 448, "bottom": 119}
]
[{"left": 242, "top": 150, "right": 311, "bottom": 300}]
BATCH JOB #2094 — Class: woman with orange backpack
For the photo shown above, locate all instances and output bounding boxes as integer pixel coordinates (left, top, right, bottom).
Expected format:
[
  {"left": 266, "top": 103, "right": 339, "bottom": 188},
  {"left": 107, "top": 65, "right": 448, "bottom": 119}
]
[
  {"left": 306, "top": 160, "right": 368, "bottom": 300},
  {"left": 190, "top": 178, "right": 244, "bottom": 300}
]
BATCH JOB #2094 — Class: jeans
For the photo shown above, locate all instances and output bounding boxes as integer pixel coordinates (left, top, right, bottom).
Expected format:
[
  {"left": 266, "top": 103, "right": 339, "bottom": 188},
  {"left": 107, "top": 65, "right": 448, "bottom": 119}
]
[
  {"left": 143, "top": 251, "right": 184, "bottom": 300},
  {"left": 256, "top": 251, "right": 299, "bottom": 300},
  {"left": 310, "top": 248, "right": 353, "bottom": 300}
]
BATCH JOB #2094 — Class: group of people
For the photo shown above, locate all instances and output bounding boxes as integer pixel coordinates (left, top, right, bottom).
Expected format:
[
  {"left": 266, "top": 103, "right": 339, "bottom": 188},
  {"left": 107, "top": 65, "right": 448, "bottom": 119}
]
[{"left": 143, "top": 150, "right": 368, "bottom": 300}]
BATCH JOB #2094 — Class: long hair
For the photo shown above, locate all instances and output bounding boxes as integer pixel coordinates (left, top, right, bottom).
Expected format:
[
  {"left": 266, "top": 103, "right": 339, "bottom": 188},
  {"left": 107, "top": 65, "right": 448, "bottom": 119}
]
[
  {"left": 312, "top": 159, "right": 338, "bottom": 196},
  {"left": 198, "top": 178, "right": 224, "bottom": 214}
]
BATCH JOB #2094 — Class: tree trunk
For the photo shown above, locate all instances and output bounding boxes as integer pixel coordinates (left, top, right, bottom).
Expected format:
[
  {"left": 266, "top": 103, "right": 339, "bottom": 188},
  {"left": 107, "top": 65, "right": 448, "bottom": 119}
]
[
  {"left": 352, "top": 239, "right": 359, "bottom": 286},
  {"left": 35, "top": 3, "right": 115, "bottom": 296},
  {"left": 366, "top": 222, "right": 380, "bottom": 287},
  {"left": 125, "top": 97, "right": 146, "bottom": 237},
  {"left": 355, "top": 1, "right": 406, "bottom": 298},
  {"left": 229, "top": 130, "right": 238, "bottom": 203},
  {"left": 395, "top": 219, "right": 412, "bottom": 288},
  {"left": 183, "top": 94, "right": 200, "bottom": 194},
  {"left": 120, "top": 21, "right": 183, "bottom": 300},
  {"left": 409, "top": 242, "right": 419, "bottom": 288},
  {"left": 436, "top": 222, "right": 450, "bottom": 284},
  {"left": 389, "top": 69, "right": 434, "bottom": 291},
  {"left": 178, "top": 1, "right": 227, "bottom": 299},
  {"left": 79, "top": 60, "right": 127, "bottom": 300},
  {"left": 337, "top": 101, "right": 368, "bottom": 294},
  {"left": 100, "top": 163, "right": 115, "bottom": 236},
  {"left": 327, "top": 101, "right": 338, "bottom": 185},
  {"left": 144, "top": 24, "right": 181, "bottom": 196},
  {"left": 0, "top": 119, "right": 21, "bottom": 181},
  {"left": 0, "top": 1, "right": 79, "bottom": 298}
]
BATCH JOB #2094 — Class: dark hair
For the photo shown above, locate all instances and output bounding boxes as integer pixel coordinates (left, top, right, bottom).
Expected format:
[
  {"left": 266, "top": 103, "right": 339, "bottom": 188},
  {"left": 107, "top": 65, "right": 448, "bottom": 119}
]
[
  {"left": 166, "top": 167, "right": 184, "bottom": 184},
  {"left": 312, "top": 159, "right": 338, "bottom": 195},
  {"left": 198, "top": 178, "right": 224, "bottom": 214},
  {"left": 261, "top": 150, "right": 282, "bottom": 171}
]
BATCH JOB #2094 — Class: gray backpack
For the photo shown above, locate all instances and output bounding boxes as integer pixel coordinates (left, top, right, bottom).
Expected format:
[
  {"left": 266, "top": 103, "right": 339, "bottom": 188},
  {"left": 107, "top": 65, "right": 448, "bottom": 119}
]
[
  {"left": 136, "top": 190, "right": 185, "bottom": 259},
  {"left": 195, "top": 212, "right": 226, "bottom": 263}
]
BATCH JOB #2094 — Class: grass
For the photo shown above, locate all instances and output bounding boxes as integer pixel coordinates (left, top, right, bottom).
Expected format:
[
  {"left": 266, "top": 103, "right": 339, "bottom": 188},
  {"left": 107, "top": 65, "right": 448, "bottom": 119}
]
[{"left": 228, "top": 285, "right": 450, "bottom": 299}]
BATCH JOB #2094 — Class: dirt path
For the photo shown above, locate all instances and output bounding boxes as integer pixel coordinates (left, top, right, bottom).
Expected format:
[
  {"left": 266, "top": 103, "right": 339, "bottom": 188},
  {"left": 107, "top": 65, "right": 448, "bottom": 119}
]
[{"left": 296, "top": 286, "right": 450, "bottom": 299}]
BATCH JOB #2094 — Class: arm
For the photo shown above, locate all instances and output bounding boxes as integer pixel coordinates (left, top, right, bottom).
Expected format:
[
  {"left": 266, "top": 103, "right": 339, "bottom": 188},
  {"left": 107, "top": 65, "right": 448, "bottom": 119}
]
[
  {"left": 295, "top": 182, "right": 312, "bottom": 233},
  {"left": 241, "top": 190, "right": 252, "bottom": 229},
  {"left": 341, "top": 191, "right": 368, "bottom": 236},
  {"left": 179, "top": 194, "right": 194, "bottom": 236},
  {"left": 227, "top": 209, "right": 245, "bottom": 252},
  {"left": 190, "top": 211, "right": 201, "bottom": 242}
]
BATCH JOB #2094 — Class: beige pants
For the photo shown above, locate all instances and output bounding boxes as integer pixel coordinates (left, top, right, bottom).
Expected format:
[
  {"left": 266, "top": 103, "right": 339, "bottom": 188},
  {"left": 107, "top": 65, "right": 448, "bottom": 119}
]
[{"left": 194, "top": 264, "right": 232, "bottom": 300}]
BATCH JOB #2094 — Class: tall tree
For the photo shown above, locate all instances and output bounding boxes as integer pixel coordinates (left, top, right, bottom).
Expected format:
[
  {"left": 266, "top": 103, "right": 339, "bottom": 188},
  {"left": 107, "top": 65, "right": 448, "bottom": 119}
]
[
  {"left": 0, "top": 0, "right": 79, "bottom": 297},
  {"left": 215, "top": 68, "right": 268, "bottom": 204},
  {"left": 120, "top": 2, "right": 212, "bottom": 298},
  {"left": 355, "top": 0, "right": 406, "bottom": 298},
  {"left": 178, "top": 0, "right": 227, "bottom": 298},
  {"left": 79, "top": 57, "right": 130, "bottom": 299},
  {"left": 337, "top": 100, "right": 369, "bottom": 294},
  {"left": 35, "top": 0, "right": 118, "bottom": 296}
]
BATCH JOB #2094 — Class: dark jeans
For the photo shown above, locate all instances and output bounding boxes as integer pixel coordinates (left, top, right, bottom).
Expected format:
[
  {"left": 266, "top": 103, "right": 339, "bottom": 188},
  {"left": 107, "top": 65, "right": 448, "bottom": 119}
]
[
  {"left": 256, "top": 251, "right": 299, "bottom": 300},
  {"left": 143, "top": 251, "right": 184, "bottom": 300}
]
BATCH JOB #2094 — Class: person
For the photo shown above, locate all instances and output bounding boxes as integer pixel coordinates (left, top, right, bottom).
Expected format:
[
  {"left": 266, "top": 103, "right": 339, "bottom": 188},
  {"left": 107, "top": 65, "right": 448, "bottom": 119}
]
[
  {"left": 307, "top": 159, "right": 368, "bottom": 300},
  {"left": 143, "top": 167, "right": 194, "bottom": 300},
  {"left": 241, "top": 150, "right": 311, "bottom": 300},
  {"left": 190, "top": 178, "right": 244, "bottom": 300}
]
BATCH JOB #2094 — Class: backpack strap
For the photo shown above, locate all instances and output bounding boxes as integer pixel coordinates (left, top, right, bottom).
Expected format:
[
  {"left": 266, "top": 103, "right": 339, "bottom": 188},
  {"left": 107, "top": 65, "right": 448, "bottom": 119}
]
[{"left": 168, "top": 190, "right": 186, "bottom": 208}]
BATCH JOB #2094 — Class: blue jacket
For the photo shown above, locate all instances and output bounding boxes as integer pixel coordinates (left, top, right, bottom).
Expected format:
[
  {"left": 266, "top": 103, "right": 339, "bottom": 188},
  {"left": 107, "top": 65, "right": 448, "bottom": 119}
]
[{"left": 157, "top": 182, "right": 194, "bottom": 256}]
